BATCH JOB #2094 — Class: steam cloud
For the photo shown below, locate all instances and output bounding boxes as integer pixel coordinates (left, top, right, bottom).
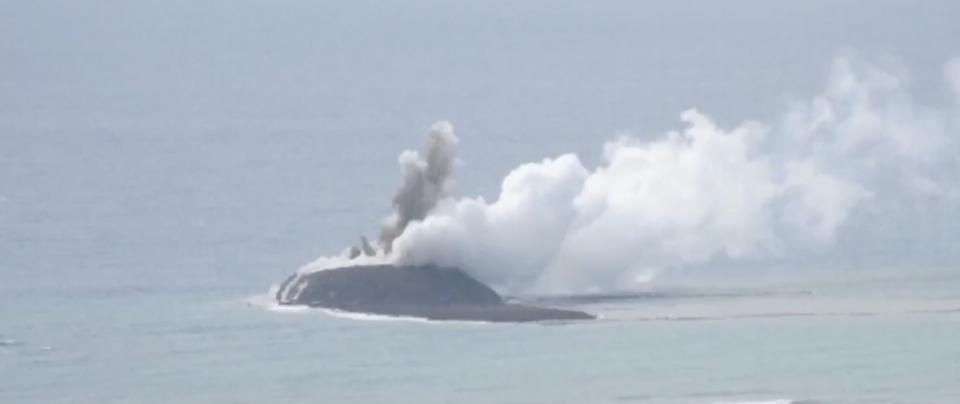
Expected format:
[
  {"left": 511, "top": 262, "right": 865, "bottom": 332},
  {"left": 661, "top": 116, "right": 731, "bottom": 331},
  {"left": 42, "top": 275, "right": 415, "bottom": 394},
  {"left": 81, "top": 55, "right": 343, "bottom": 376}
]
[{"left": 302, "top": 56, "right": 960, "bottom": 295}]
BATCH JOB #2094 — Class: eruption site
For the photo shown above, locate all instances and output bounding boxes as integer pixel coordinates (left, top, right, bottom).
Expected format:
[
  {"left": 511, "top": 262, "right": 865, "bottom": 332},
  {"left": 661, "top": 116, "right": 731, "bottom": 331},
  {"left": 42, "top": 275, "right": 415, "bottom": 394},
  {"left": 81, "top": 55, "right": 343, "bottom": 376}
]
[{"left": 275, "top": 56, "right": 960, "bottom": 320}]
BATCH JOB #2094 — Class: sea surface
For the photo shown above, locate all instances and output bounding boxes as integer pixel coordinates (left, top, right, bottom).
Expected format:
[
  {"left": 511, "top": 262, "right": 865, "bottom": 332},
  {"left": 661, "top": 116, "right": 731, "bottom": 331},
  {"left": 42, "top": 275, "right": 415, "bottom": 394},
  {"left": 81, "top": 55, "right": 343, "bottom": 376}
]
[{"left": 2, "top": 1, "right": 960, "bottom": 403}]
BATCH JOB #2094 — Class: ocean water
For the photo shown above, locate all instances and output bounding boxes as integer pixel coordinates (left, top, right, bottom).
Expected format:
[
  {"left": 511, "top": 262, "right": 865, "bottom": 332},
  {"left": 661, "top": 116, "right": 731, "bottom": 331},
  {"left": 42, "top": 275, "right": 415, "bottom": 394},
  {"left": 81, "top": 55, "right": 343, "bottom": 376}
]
[
  {"left": 2, "top": 272, "right": 960, "bottom": 404},
  {"left": 2, "top": 1, "right": 960, "bottom": 403}
]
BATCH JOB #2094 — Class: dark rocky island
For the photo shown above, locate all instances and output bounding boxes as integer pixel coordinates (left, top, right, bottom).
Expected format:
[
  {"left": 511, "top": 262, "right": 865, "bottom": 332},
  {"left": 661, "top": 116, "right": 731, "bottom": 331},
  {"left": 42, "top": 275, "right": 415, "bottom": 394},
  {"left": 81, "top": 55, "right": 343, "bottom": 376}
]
[{"left": 275, "top": 265, "right": 595, "bottom": 322}]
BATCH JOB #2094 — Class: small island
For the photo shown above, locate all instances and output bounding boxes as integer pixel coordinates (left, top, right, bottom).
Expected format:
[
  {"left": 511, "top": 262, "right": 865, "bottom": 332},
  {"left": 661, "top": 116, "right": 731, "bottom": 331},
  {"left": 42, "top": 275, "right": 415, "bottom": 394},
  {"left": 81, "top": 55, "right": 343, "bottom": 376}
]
[{"left": 275, "top": 265, "right": 595, "bottom": 323}]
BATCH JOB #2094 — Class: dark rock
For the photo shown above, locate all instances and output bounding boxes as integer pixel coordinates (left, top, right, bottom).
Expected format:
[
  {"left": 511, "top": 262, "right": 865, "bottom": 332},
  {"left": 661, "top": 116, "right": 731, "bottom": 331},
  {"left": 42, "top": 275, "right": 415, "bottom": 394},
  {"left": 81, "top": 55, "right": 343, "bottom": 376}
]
[{"left": 276, "top": 265, "right": 594, "bottom": 322}]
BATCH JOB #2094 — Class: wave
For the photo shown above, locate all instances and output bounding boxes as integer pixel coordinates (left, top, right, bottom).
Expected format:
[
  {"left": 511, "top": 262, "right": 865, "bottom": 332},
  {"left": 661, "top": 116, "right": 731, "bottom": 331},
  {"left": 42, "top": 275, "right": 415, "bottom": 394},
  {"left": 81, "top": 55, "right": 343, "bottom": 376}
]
[
  {"left": 248, "top": 293, "right": 497, "bottom": 325},
  {"left": 317, "top": 308, "right": 496, "bottom": 326},
  {"left": 0, "top": 338, "right": 19, "bottom": 347}
]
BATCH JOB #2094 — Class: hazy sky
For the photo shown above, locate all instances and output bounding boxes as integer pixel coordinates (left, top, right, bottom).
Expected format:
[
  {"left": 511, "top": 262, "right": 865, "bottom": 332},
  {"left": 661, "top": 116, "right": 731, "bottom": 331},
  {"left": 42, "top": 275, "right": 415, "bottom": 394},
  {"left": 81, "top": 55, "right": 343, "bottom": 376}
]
[{"left": 4, "top": 1, "right": 958, "bottom": 132}]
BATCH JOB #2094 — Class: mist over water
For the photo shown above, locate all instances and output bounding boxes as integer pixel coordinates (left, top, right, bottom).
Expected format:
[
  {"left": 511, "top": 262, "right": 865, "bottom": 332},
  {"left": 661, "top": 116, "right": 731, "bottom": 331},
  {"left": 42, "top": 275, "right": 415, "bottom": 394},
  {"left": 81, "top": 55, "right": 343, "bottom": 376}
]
[{"left": 302, "top": 56, "right": 960, "bottom": 295}]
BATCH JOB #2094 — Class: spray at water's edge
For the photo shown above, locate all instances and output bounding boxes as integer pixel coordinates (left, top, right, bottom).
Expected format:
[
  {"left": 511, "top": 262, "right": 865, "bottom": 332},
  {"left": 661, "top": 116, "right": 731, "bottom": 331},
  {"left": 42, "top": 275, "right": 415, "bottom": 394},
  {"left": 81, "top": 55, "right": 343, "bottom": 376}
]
[{"left": 294, "top": 56, "right": 960, "bottom": 296}]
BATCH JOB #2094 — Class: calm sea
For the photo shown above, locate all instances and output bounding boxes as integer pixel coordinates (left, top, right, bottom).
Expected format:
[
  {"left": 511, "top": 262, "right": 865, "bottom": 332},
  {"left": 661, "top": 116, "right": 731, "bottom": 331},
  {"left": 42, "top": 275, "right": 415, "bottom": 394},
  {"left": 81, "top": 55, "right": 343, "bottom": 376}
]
[{"left": 2, "top": 1, "right": 959, "bottom": 403}]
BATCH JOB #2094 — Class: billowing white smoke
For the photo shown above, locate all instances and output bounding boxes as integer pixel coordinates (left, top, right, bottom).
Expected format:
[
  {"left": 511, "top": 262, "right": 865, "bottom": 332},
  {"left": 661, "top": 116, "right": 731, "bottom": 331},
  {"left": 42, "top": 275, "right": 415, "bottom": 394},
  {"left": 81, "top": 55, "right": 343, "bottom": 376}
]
[{"left": 303, "top": 56, "right": 960, "bottom": 295}]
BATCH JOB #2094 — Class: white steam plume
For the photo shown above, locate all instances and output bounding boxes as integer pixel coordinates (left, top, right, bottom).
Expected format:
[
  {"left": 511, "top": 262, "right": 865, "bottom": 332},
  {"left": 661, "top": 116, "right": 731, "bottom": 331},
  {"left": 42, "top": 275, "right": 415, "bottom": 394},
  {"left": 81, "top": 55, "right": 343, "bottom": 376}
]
[{"left": 302, "top": 56, "right": 960, "bottom": 295}]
